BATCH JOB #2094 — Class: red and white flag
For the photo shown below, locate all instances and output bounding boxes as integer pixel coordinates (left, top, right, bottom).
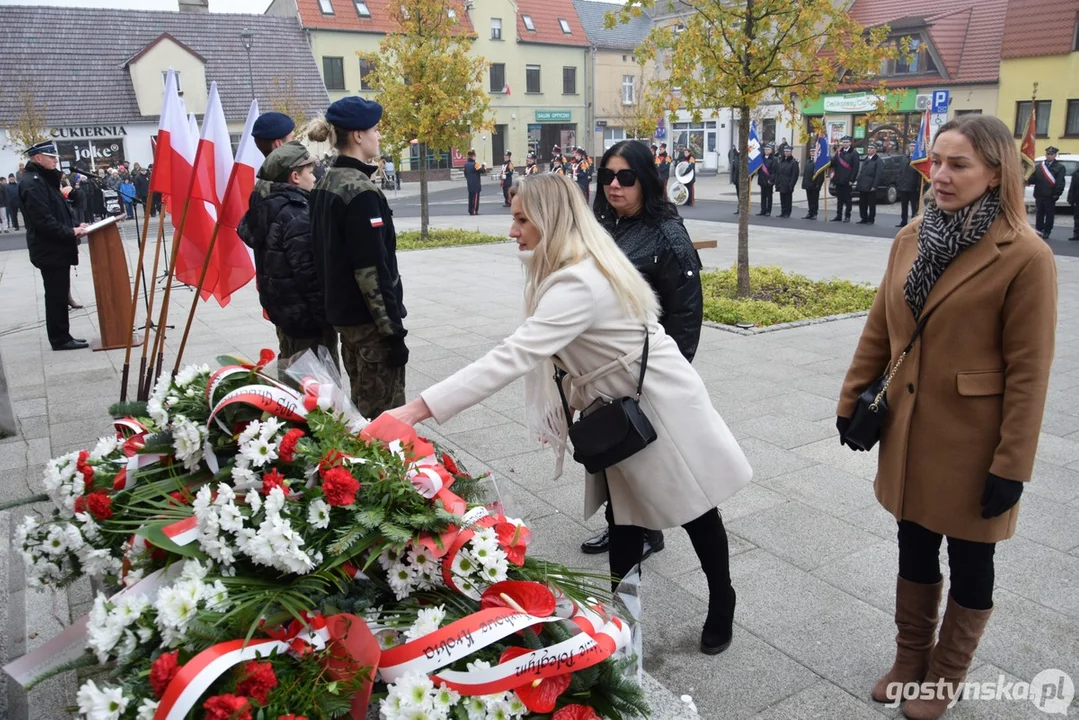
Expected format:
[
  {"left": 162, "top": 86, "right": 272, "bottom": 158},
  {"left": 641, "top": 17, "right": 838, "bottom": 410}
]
[
  {"left": 218, "top": 100, "right": 264, "bottom": 232},
  {"left": 191, "top": 83, "right": 255, "bottom": 306}
]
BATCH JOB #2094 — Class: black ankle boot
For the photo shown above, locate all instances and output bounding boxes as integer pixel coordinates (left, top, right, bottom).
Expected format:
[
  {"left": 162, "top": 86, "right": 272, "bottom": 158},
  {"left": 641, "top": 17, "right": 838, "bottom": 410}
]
[{"left": 700, "top": 586, "right": 736, "bottom": 655}]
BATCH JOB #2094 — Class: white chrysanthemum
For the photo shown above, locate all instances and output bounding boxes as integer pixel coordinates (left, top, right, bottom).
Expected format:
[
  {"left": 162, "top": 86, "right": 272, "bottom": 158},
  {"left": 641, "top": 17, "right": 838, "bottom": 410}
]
[
  {"left": 432, "top": 684, "right": 461, "bottom": 711},
  {"left": 469, "top": 539, "right": 499, "bottom": 566},
  {"left": 387, "top": 561, "right": 416, "bottom": 600},
  {"left": 42, "top": 525, "right": 70, "bottom": 557},
  {"left": 231, "top": 462, "right": 258, "bottom": 490},
  {"left": 472, "top": 527, "right": 497, "bottom": 544},
  {"left": 245, "top": 489, "right": 262, "bottom": 513},
  {"left": 174, "top": 363, "right": 210, "bottom": 389},
  {"left": 307, "top": 499, "right": 331, "bottom": 529},
  {"left": 241, "top": 437, "right": 277, "bottom": 468},
  {"left": 171, "top": 415, "right": 208, "bottom": 472},
  {"left": 414, "top": 568, "right": 439, "bottom": 591},
  {"left": 90, "top": 435, "right": 120, "bottom": 461},
  {"left": 485, "top": 700, "right": 513, "bottom": 720},
  {"left": 397, "top": 673, "right": 436, "bottom": 710},
  {"left": 181, "top": 559, "right": 210, "bottom": 581},
  {"left": 123, "top": 568, "right": 146, "bottom": 588},
  {"left": 379, "top": 545, "right": 404, "bottom": 572},
  {"left": 115, "top": 629, "right": 139, "bottom": 660},
  {"left": 115, "top": 592, "right": 150, "bottom": 622},
  {"left": 238, "top": 419, "right": 262, "bottom": 445},
  {"left": 76, "top": 680, "right": 128, "bottom": 720},
  {"left": 506, "top": 695, "right": 528, "bottom": 717},
  {"left": 405, "top": 605, "right": 446, "bottom": 641},
  {"left": 451, "top": 549, "right": 478, "bottom": 577},
  {"left": 376, "top": 629, "right": 401, "bottom": 650},
  {"left": 407, "top": 544, "right": 436, "bottom": 573},
  {"left": 464, "top": 696, "right": 488, "bottom": 720},
  {"left": 259, "top": 416, "right": 284, "bottom": 441},
  {"left": 479, "top": 556, "right": 509, "bottom": 584},
  {"left": 87, "top": 596, "right": 123, "bottom": 663},
  {"left": 135, "top": 698, "right": 159, "bottom": 720},
  {"left": 78, "top": 546, "right": 121, "bottom": 578},
  {"left": 202, "top": 579, "right": 230, "bottom": 612}
]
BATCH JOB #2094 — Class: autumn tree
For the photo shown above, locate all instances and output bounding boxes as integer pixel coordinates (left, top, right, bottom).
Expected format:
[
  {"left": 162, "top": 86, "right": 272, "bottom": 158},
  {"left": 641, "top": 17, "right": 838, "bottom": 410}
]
[
  {"left": 4, "top": 89, "right": 50, "bottom": 153},
  {"left": 360, "top": 0, "right": 492, "bottom": 239},
  {"left": 613, "top": 0, "right": 897, "bottom": 296},
  {"left": 269, "top": 75, "right": 308, "bottom": 132}
]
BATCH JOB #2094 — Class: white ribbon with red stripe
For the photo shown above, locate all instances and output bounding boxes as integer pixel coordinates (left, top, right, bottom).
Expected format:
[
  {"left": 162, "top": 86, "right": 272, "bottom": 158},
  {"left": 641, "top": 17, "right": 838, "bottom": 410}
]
[
  {"left": 162, "top": 516, "right": 198, "bottom": 546},
  {"left": 2, "top": 564, "right": 185, "bottom": 687}
]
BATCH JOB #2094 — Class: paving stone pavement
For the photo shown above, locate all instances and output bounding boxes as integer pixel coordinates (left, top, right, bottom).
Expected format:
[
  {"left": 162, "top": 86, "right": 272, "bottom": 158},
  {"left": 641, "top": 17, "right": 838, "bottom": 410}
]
[{"left": 0, "top": 216, "right": 1076, "bottom": 719}]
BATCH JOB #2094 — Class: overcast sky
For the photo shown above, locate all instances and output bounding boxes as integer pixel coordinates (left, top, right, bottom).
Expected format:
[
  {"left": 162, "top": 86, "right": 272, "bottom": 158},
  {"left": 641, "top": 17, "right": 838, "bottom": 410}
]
[{"left": 0, "top": 0, "right": 271, "bottom": 11}]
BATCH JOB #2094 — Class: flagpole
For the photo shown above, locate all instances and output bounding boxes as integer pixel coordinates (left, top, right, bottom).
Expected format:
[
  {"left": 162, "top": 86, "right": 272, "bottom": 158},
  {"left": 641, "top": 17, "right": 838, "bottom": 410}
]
[
  {"left": 172, "top": 221, "right": 222, "bottom": 375},
  {"left": 136, "top": 215, "right": 168, "bottom": 400},
  {"left": 119, "top": 201, "right": 154, "bottom": 401}
]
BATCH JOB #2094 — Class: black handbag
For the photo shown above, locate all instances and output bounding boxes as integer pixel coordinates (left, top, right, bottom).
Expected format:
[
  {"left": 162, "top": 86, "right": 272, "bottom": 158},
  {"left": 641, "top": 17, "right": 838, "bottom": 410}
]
[
  {"left": 555, "top": 331, "right": 658, "bottom": 474},
  {"left": 843, "top": 314, "right": 930, "bottom": 451}
]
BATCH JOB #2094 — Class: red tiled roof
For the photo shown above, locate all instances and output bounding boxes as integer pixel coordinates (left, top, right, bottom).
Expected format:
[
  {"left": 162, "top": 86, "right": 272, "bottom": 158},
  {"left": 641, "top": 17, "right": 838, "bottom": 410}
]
[
  {"left": 1001, "top": 0, "right": 1079, "bottom": 59},
  {"left": 515, "top": 0, "right": 590, "bottom": 47},
  {"left": 296, "top": 0, "right": 475, "bottom": 35},
  {"left": 848, "top": 0, "right": 1008, "bottom": 84}
]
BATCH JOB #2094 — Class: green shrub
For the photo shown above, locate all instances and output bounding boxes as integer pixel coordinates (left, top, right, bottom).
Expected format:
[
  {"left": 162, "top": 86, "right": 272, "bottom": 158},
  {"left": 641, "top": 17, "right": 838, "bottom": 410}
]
[
  {"left": 701, "top": 265, "right": 877, "bottom": 327},
  {"left": 397, "top": 229, "right": 508, "bottom": 250}
]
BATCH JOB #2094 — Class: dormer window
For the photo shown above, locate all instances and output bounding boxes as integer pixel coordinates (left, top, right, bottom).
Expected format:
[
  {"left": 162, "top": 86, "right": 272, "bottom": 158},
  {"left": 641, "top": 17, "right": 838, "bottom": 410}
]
[
  {"left": 355, "top": 0, "right": 370, "bottom": 17},
  {"left": 880, "top": 35, "right": 937, "bottom": 76},
  {"left": 558, "top": 18, "right": 571, "bottom": 34},
  {"left": 522, "top": 14, "right": 535, "bottom": 31}
]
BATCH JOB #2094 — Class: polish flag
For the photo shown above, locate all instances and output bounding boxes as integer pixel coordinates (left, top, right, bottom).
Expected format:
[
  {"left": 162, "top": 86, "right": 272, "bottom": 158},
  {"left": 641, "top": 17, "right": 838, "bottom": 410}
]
[
  {"left": 148, "top": 69, "right": 180, "bottom": 198},
  {"left": 218, "top": 100, "right": 264, "bottom": 232},
  {"left": 191, "top": 83, "right": 254, "bottom": 306}
]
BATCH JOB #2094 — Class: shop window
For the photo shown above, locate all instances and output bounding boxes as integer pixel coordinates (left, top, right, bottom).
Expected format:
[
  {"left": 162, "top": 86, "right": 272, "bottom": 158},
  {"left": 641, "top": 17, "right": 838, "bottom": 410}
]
[{"left": 1015, "top": 100, "right": 1051, "bottom": 138}]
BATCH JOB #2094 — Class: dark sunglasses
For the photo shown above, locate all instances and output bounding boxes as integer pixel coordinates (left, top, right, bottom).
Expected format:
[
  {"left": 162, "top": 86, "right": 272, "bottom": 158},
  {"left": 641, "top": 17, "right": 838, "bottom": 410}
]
[{"left": 597, "top": 168, "right": 638, "bottom": 187}]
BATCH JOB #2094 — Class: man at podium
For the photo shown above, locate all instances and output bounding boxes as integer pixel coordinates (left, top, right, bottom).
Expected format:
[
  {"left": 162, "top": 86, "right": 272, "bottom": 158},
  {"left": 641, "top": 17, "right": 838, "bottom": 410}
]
[{"left": 19, "top": 140, "right": 89, "bottom": 351}]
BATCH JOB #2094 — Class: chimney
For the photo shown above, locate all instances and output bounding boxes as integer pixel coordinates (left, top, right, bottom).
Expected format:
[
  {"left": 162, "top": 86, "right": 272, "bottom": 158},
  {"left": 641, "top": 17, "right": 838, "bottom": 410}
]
[{"left": 178, "top": 0, "right": 209, "bottom": 12}]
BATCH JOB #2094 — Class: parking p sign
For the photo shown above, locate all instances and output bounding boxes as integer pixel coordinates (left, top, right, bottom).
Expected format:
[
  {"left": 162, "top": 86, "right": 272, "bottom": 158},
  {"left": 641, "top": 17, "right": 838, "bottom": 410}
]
[{"left": 932, "top": 89, "right": 950, "bottom": 115}]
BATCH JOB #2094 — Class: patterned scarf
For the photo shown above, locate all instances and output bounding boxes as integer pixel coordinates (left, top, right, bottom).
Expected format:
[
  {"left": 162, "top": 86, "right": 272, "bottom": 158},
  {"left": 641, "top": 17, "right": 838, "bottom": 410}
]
[{"left": 904, "top": 188, "right": 1001, "bottom": 318}]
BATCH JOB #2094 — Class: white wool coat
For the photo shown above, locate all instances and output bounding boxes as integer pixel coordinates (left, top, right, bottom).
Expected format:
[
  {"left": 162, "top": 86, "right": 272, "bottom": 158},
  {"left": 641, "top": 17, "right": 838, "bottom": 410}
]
[{"left": 420, "top": 258, "right": 752, "bottom": 529}]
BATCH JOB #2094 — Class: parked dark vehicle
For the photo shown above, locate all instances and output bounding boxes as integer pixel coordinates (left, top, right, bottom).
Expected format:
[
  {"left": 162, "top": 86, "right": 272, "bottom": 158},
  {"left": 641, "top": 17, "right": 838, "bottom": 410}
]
[{"left": 830, "top": 152, "right": 914, "bottom": 204}]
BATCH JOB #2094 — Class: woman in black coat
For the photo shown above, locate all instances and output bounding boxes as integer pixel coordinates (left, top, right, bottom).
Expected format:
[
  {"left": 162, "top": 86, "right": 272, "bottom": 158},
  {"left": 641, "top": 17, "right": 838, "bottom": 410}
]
[{"left": 238, "top": 142, "right": 338, "bottom": 380}]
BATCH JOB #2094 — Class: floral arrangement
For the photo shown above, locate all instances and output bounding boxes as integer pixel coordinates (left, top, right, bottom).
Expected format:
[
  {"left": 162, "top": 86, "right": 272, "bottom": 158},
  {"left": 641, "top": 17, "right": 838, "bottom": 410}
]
[{"left": 5, "top": 351, "right": 647, "bottom": 720}]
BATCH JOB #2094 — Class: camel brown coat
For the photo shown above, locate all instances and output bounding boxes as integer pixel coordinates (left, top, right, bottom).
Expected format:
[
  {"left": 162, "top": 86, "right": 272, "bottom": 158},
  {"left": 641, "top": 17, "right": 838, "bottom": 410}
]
[{"left": 839, "top": 217, "right": 1057, "bottom": 543}]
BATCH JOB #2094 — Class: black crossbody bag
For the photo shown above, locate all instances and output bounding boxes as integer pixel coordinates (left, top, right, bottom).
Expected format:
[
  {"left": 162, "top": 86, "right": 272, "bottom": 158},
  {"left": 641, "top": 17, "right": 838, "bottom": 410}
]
[
  {"left": 555, "top": 332, "right": 658, "bottom": 474},
  {"left": 843, "top": 314, "right": 930, "bottom": 451}
]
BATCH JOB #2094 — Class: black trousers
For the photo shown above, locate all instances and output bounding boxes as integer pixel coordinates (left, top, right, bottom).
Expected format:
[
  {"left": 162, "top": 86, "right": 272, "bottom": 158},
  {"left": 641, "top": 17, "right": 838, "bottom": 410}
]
[
  {"left": 151, "top": 193, "right": 162, "bottom": 217},
  {"left": 40, "top": 265, "right": 73, "bottom": 348},
  {"left": 759, "top": 186, "right": 773, "bottom": 214},
  {"left": 609, "top": 506, "right": 731, "bottom": 603},
  {"left": 685, "top": 180, "right": 694, "bottom": 206},
  {"left": 6, "top": 204, "right": 19, "bottom": 229},
  {"left": 1072, "top": 208, "right": 1079, "bottom": 239},
  {"left": 835, "top": 184, "right": 853, "bottom": 218},
  {"left": 1035, "top": 198, "right": 1056, "bottom": 235},
  {"left": 898, "top": 520, "right": 996, "bottom": 610},
  {"left": 502, "top": 182, "right": 511, "bottom": 205},
  {"left": 859, "top": 190, "right": 877, "bottom": 221},
  {"left": 467, "top": 191, "right": 480, "bottom": 215},
  {"left": 805, "top": 187, "right": 820, "bottom": 217},
  {"left": 899, "top": 190, "right": 920, "bottom": 223},
  {"left": 779, "top": 191, "right": 793, "bottom": 216}
]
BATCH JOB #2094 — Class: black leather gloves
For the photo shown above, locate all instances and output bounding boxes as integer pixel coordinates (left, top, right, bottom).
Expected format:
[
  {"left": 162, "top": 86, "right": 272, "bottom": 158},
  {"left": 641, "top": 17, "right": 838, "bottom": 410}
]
[
  {"left": 836, "top": 416, "right": 866, "bottom": 452},
  {"left": 980, "top": 473, "right": 1024, "bottom": 519},
  {"left": 387, "top": 336, "right": 409, "bottom": 367}
]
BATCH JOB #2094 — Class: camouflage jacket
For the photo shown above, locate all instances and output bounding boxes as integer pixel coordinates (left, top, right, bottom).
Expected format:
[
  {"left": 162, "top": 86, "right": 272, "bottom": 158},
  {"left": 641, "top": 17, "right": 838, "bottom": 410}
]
[{"left": 310, "top": 156, "right": 406, "bottom": 335}]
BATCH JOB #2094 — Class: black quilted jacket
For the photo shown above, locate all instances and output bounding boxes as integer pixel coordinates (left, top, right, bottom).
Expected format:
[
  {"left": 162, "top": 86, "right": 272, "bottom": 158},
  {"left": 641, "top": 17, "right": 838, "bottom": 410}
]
[{"left": 238, "top": 182, "right": 329, "bottom": 338}]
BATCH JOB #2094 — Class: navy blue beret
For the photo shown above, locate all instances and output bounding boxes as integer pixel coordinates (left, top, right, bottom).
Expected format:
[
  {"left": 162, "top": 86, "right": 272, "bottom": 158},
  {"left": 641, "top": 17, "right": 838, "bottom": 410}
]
[
  {"left": 326, "top": 96, "right": 383, "bottom": 131},
  {"left": 252, "top": 112, "right": 295, "bottom": 141}
]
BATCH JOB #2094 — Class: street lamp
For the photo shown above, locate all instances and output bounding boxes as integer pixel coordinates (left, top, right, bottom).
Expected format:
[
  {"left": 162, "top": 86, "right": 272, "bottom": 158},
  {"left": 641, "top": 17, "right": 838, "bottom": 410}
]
[{"left": 240, "top": 28, "right": 255, "bottom": 102}]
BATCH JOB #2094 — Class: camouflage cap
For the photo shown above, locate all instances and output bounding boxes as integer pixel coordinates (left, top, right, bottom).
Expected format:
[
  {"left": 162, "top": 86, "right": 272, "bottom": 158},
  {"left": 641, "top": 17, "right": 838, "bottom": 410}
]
[{"left": 262, "top": 141, "right": 315, "bottom": 182}]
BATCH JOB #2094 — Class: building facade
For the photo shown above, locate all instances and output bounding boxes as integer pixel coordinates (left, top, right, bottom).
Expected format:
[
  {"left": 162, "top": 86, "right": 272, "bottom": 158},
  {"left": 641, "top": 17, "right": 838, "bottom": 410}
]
[
  {"left": 996, "top": 0, "right": 1079, "bottom": 154},
  {"left": 0, "top": 5, "right": 328, "bottom": 176}
]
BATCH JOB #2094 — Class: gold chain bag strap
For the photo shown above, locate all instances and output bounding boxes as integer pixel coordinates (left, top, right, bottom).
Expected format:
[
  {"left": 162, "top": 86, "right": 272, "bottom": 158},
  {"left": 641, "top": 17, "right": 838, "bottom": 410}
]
[{"left": 842, "top": 314, "right": 931, "bottom": 451}]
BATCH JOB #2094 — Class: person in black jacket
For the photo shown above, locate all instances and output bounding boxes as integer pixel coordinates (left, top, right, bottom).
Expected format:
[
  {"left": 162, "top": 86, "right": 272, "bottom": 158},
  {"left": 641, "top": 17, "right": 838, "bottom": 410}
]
[
  {"left": 133, "top": 167, "right": 150, "bottom": 213},
  {"left": 801, "top": 145, "right": 825, "bottom": 219},
  {"left": 728, "top": 146, "right": 740, "bottom": 210},
  {"left": 896, "top": 141, "right": 923, "bottom": 227},
  {"left": 1030, "top": 146, "right": 1067, "bottom": 239},
  {"left": 4, "top": 173, "right": 20, "bottom": 230},
  {"left": 309, "top": 97, "right": 408, "bottom": 419},
  {"left": 581, "top": 139, "right": 708, "bottom": 562},
  {"left": 499, "top": 151, "right": 514, "bottom": 206},
  {"left": 20, "top": 141, "right": 89, "bottom": 351},
  {"left": 756, "top": 144, "right": 778, "bottom": 216},
  {"left": 463, "top": 149, "right": 487, "bottom": 215},
  {"left": 239, "top": 142, "right": 338, "bottom": 381},
  {"left": 856, "top": 143, "right": 883, "bottom": 224},
  {"left": 1068, "top": 166, "right": 1079, "bottom": 242},
  {"left": 775, "top": 145, "right": 800, "bottom": 218},
  {"left": 830, "top": 136, "right": 860, "bottom": 222}
]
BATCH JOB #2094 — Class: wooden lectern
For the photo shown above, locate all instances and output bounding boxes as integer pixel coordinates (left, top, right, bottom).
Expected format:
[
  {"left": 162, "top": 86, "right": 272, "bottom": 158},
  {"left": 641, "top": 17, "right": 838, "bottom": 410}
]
[{"left": 85, "top": 217, "right": 140, "bottom": 351}]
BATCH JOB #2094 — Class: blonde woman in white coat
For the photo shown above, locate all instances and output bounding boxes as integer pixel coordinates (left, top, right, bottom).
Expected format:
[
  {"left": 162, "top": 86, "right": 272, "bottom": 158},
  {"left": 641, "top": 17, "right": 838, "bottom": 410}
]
[{"left": 382, "top": 173, "right": 752, "bottom": 654}]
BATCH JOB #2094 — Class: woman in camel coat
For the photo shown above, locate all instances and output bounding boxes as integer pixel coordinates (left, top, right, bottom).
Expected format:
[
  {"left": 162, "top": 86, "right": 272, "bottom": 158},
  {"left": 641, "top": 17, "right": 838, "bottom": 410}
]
[
  {"left": 384, "top": 173, "right": 752, "bottom": 656},
  {"left": 838, "top": 114, "right": 1056, "bottom": 720}
]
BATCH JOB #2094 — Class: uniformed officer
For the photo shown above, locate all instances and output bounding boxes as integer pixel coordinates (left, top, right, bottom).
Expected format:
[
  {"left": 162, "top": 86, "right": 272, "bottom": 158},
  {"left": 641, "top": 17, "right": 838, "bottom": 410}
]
[
  {"left": 830, "top": 135, "right": 860, "bottom": 222},
  {"left": 756, "top": 144, "right": 778, "bottom": 216},
  {"left": 656, "top": 143, "right": 672, "bottom": 188},
  {"left": 549, "top": 145, "right": 568, "bottom": 175},
  {"left": 1031, "top": 146, "right": 1066, "bottom": 239},
  {"left": 1069, "top": 165, "right": 1079, "bottom": 242},
  {"left": 20, "top": 141, "right": 89, "bottom": 351},
  {"left": 308, "top": 96, "right": 408, "bottom": 419},
  {"left": 463, "top": 149, "right": 487, "bottom": 215},
  {"left": 856, "top": 142, "right": 883, "bottom": 225},
  {"left": 499, "top": 151, "right": 514, "bottom": 207},
  {"left": 572, "top": 147, "right": 593, "bottom": 200},
  {"left": 679, "top": 146, "right": 697, "bottom": 206},
  {"left": 524, "top": 152, "right": 540, "bottom": 176},
  {"left": 252, "top": 112, "right": 296, "bottom": 158}
]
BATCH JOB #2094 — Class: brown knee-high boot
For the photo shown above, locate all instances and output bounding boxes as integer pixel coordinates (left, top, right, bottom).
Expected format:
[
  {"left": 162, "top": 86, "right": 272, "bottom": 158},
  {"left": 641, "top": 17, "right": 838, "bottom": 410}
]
[
  {"left": 871, "top": 577, "right": 943, "bottom": 702},
  {"left": 902, "top": 594, "right": 992, "bottom": 720}
]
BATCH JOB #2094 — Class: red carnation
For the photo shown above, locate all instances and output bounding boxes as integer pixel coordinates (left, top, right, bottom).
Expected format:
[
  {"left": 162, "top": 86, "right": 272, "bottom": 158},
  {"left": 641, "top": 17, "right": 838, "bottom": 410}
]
[
  {"left": 278, "top": 428, "right": 305, "bottom": 463},
  {"left": 85, "top": 492, "right": 113, "bottom": 521},
  {"left": 321, "top": 466, "right": 360, "bottom": 507},
  {"left": 552, "top": 705, "right": 602, "bottom": 720},
  {"left": 73, "top": 495, "right": 87, "bottom": 515},
  {"left": 440, "top": 453, "right": 461, "bottom": 477},
  {"left": 149, "top": 650, "right": 181, "bottom": 698},
  {"left": 80, "top": 464, "right": 96, "bottom": 491},
  {"left": 261, "top": 469, "right": 288, "bottom": 496},
  {"left": 236, "top": 660, "right": 278, "bottom": 705},
  {"left": 317, "top": 449, "right": 345, "bottom": 477},
  {"left": 76, "top": 450, "right": 90, "bottom": 468},
  {"left": 168, "top": 490, "right": 191, "bottom": 506},
  {"left": 203, "top": 694, "right": 252, "bottom": 720}
]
